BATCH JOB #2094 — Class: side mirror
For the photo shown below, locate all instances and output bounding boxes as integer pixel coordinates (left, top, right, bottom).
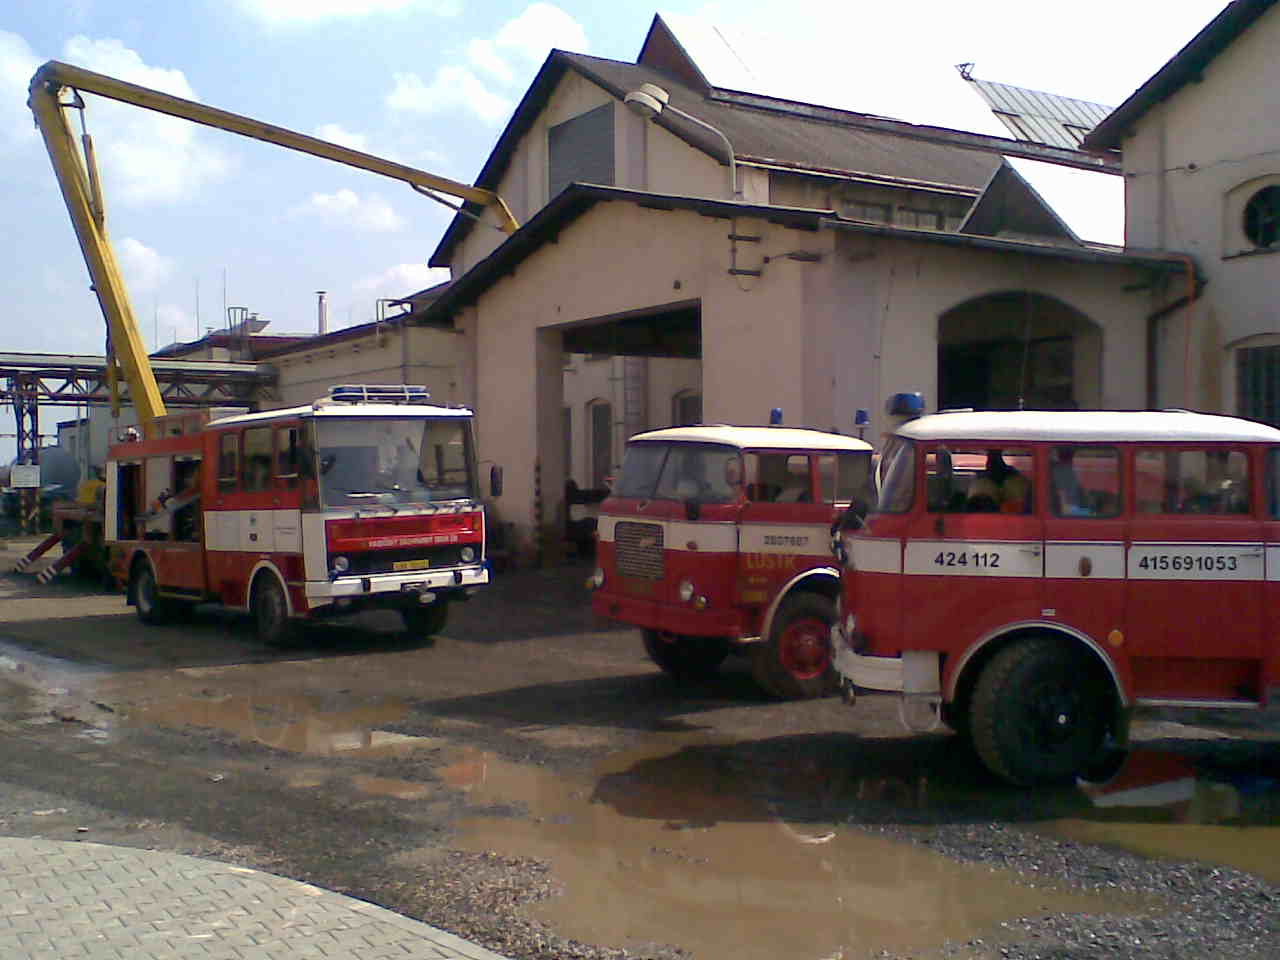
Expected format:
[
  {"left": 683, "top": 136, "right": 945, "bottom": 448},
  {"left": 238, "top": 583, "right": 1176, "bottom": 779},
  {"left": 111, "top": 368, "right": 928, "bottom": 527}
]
[{"left": 489, "top": 465, "right": 504, "bottom": 498}]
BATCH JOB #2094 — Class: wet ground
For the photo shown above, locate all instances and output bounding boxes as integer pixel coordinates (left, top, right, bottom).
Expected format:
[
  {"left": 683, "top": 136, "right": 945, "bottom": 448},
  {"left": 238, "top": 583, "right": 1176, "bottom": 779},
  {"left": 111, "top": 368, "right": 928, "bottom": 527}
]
[{"left": 1, "top": 536, "right": 1279, "bottom": 959}]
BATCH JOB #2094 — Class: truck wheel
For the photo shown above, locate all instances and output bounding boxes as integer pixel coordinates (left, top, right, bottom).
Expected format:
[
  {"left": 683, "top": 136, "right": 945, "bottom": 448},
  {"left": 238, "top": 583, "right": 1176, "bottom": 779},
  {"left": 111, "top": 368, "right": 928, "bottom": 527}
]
[
  {"left": 401, "top": 601, "right": 448, "bottom": 642},
  {"left": 252, "top": 574, "right": 297, "bottom": 647},
  {"left": 131, "top": 560, "right": 170, "bottom": 626},
  {"left": 642, "top": 630, "right": 729, "bottom": 679},
  {"left": 970, "top": 636, "right": 1109, "bottom": 786},
  {"left": 751, "top": 593, "right": 838, "bottom": 699}
]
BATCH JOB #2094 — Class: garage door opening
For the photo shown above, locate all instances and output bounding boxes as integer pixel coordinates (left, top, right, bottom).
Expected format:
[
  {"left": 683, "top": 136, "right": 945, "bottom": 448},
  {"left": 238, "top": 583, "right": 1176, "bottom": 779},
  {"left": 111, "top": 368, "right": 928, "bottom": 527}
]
[{"left": 938, "top": 291, "right": 1100, "bottom": 411}]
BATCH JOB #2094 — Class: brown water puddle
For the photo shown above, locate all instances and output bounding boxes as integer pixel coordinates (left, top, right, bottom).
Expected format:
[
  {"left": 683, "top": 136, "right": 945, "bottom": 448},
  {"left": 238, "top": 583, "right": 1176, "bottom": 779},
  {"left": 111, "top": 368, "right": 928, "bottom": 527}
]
[
  {"left": 447, "top": 744, "right": 1122, "bottom": 960},
  {"left": 126, "top": 692, "right": 441, "bottom": 758},
  {"left": 1043, "top": 749, "right": 1280, "bottom": 886}
]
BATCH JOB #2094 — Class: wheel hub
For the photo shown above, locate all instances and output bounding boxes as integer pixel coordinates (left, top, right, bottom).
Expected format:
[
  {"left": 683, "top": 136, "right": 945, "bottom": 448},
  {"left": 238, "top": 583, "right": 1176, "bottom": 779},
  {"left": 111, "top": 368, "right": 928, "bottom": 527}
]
[{"left": 778, "top": 618, "right": 830, "bottom": 680}]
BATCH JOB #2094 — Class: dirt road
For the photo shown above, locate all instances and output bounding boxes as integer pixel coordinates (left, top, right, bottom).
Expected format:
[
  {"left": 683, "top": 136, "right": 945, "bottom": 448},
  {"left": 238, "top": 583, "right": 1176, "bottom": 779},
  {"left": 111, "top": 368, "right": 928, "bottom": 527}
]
[{"left": 1, "top": 537, "right": 1278, "bottom": 960}]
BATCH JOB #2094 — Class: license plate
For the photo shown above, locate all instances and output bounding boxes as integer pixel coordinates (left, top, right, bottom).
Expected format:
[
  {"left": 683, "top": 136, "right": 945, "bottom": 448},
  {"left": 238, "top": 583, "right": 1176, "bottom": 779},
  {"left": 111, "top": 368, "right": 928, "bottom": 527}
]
[{"left": 393, "top": 558, "right": 431, "bottom": 571}]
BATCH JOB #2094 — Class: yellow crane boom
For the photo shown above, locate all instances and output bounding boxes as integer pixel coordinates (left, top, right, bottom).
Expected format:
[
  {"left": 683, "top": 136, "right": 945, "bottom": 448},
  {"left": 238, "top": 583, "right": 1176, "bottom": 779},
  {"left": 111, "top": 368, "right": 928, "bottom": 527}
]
[{"left": 27, "top": 60, "right": 519, "bottom": 425}]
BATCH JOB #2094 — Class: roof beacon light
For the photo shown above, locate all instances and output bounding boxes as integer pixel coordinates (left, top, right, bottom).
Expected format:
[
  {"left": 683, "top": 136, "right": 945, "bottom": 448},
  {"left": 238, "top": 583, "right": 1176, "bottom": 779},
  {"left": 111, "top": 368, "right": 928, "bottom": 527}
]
[
  {"left": 769, "top": 407, "right": 783, "bottom": 425},
  {"left": 328, "top": 384, "right": 431, "bottom": 404},
  {"left": 854, "top": 409, "right": 871, "bottom": 427},
  {"left": 886, "top": 392, "right": 925, "bottom": 418}
]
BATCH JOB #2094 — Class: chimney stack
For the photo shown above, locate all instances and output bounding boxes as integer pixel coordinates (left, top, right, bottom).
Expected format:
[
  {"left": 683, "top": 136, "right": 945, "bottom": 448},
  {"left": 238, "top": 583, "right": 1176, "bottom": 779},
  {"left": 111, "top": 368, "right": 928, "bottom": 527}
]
[{"left": 316, "top": 291, "right": 328, "bottom": 335}]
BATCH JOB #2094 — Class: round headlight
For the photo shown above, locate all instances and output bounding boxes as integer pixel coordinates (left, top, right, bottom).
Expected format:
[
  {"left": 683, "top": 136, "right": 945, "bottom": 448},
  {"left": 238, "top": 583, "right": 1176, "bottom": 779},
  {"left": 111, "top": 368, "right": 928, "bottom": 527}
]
[
  {"left": 678, "top": 579, "right": 695, "bottom": 603},
  {"left": 460, "top": 546, "right": 476, "bottom": 562},
  {"left": 332, "top": 555, "right": 350, "bottom": 574}
]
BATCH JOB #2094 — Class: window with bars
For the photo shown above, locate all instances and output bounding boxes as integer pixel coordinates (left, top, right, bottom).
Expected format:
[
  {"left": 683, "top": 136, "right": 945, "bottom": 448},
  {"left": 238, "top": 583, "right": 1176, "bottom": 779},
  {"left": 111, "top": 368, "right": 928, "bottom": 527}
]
[{"left": 1237, "top": 344, "right": 1280, "bottom": 427}]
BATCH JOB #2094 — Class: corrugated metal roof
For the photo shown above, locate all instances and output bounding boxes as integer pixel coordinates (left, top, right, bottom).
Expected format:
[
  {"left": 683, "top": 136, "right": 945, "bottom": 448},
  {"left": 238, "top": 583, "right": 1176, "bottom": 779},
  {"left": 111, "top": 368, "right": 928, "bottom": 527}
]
[{"left": 962, "top": 73, "right": 1114, "bottom": 149}]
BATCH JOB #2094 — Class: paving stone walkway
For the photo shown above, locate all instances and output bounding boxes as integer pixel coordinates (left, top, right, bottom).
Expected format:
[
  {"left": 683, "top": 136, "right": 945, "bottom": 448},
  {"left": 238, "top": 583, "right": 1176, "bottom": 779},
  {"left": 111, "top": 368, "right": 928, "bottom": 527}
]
[{"left": 0, "top": 837, "right": 513, "bottom": 960}]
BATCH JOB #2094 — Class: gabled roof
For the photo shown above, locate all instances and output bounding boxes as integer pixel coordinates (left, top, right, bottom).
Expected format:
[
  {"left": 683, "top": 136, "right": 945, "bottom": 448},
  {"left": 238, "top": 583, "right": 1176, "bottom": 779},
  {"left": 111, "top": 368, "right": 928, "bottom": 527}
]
[
  {"left": 958, "top": 68, "right": 1113, "bottom": 150},
  {"left": 959, "top": 162, "right": 1076, "bottom": 244},
  {"left": 1084, "top": 0, "right": 1278, "bottom": 151},
  {"left": 429, "top": 42, "right": 1122, "bottom": 269},
  {"left": 429, "top": 50, "right": 1009, "bottom": 267}
]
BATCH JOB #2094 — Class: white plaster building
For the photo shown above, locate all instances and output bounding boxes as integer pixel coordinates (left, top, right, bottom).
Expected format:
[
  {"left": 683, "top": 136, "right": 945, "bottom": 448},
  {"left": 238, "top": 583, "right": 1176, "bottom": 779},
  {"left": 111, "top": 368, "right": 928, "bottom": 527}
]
[
  {"left": 396, "top": 15, "right": 1190, "bottom": 560},
  {"left": 1083, "top": 0, "right": 1280, "bottom": 423}
]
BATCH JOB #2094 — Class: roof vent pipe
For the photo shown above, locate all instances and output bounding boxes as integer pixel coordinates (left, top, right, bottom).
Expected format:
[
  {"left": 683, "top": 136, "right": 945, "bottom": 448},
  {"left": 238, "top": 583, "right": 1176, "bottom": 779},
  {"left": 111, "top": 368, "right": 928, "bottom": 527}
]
[{"left": 316, "top": 290, "right": 327, "bottom": 335}]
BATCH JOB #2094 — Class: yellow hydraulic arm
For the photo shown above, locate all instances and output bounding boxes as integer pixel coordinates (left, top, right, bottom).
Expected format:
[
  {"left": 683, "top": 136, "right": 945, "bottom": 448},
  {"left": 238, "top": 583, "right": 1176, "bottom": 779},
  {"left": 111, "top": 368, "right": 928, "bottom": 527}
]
[{"left": 28, "top": 60, "right": 520, "bottom": 425}]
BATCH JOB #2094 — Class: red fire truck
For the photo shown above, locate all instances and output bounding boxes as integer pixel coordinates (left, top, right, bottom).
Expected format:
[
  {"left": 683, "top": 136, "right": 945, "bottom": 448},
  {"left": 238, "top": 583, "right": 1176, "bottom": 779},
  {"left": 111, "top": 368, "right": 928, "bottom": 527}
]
[
  {"left": 106, "top": 385, "right": 497, "bottom": 645},
  {"left": 832, "top": 409, "right": 1280, "bottom": 785},
  {"left": 590, "top": 424, "right": 874, "bottom": 698}
]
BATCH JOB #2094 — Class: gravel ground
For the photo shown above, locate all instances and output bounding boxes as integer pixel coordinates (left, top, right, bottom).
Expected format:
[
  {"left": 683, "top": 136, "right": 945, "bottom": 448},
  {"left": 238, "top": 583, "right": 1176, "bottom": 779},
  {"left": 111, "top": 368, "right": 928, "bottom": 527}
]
[{"left": 870, "top": 821, "right": 1279, "bottom": 960}]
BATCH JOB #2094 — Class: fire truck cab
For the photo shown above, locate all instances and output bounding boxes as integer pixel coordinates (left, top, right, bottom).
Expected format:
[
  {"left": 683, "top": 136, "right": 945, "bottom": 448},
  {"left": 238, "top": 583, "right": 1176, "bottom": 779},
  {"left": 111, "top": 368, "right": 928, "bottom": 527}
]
[
  {"left": 106, "top": 385, "right": 494, "bottom": 645},
  {"left": 833, "top": 409, "right": 1280, "bottom": 786},
  {"left": 590, "top": 424, "right": 874, "bottom": 698}
]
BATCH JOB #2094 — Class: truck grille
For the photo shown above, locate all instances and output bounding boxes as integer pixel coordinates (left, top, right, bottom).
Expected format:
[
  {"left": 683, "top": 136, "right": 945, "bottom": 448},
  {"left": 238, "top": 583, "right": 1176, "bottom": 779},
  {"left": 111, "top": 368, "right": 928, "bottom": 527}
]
[
  {"left": 614, "top": 522, "right": 664, "bottom": 580},
  {"left": 332, "top": 545, "right": 469, "bottom": 576}
]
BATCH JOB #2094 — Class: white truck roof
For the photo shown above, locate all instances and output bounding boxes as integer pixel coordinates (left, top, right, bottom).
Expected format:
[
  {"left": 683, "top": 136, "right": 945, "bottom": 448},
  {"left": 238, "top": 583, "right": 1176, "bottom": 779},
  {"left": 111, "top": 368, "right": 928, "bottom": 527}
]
[
  {"left": 628, "top": 425, "right": 873, "bottom": 452},
  {"left": 896, "top": 410, "right": 1280, "bottom": 444},
  {"left": 206, "top": 401, "right": 473, "bottom": 428}
]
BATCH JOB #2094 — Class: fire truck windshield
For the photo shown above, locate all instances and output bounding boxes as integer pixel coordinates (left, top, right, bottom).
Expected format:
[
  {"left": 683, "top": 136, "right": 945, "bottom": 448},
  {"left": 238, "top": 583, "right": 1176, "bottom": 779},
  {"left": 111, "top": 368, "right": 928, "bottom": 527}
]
[
  {"left": 614, "top": 441, "right": 741, "bottom": 503},
  {"left": 315, "top": 417, "right": 475, "bottom": 508}
]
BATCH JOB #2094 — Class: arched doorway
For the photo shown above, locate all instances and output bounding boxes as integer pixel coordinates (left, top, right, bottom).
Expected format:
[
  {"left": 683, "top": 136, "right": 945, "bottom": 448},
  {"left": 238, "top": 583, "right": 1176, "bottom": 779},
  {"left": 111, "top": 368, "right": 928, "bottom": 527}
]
[{"left": 938, "top": 291, "right": 1101, "bottom": 411}]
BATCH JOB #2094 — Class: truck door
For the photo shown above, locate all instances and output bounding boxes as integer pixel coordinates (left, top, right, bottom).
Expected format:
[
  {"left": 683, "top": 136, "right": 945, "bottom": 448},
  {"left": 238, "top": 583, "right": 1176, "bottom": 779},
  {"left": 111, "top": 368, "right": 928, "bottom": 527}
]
[
  {"left": 1126, "top": 446, "right": 1264, "bottom": 702},
  {"left": 1042, "top": 444, "right": 1127, "bottom": 660},
  {"left": 739, "top": 453, "right": 832, "bottom": 607},
  {"left": 901, "top": 445, "right": 1044, "bottom": 651}
]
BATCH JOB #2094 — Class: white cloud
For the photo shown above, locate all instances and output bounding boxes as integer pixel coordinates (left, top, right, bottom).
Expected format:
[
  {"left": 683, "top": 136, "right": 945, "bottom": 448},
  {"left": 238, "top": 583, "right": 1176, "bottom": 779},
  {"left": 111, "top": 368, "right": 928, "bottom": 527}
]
[
  {"left": 0, "top": 31, "right": 41, "bottom": 150},
  {"left": 118, "top": 237, "right": 174, "bottom": 292},
  {"left": 494, "top": 3, "right": 587, "bottom": 63},
  {"left": 387, "top": 4, "right": 586, "bottom": 125},
  {"left": 155, "top": 303, "right": 196, "bottom": 346},
  {"left": 236, "top": 0, "right": 458, "bottom": 26},
  {"left": 355, "top": 262, "right": 448, "bottom": 295},
  {"left": 387, "top": 68, "right": 512, "bottom": 125},
  {"left": 466, "top": 37, "right": 515, "bottom": 86},
  {"left": 60, "top": 36, "right": 233, "bottom": 205},
  {"left": 291, "top": 188, "right": 405, "bottom": 232},
  {"left": 315, "top": 122, "right": 368, "bottom": 151}
]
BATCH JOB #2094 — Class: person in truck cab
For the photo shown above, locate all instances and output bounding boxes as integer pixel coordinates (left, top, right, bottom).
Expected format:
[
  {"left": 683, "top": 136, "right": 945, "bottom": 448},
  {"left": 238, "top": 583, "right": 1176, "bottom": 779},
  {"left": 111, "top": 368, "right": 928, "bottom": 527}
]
[{"left": 967, "top": 449, "right": 1026, "bottom": 512}]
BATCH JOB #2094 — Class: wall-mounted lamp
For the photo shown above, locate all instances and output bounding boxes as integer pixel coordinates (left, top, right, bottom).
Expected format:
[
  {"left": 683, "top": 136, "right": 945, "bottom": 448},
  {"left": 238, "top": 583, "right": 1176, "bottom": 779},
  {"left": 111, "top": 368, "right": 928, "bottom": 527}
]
[{"left": 624, "top": 82, "right": 740, "bottom": 200}]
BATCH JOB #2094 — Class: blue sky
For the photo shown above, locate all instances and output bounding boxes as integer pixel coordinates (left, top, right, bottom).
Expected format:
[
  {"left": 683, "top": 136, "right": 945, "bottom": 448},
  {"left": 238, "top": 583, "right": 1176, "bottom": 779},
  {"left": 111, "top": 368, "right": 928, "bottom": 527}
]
[{"left": 0, "top": 0, "right": 1232, "bottom": 460}]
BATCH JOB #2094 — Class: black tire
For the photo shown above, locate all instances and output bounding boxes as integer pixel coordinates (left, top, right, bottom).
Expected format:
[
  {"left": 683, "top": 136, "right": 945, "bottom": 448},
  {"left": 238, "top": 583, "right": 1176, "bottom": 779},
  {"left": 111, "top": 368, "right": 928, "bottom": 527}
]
[
  {"left": 750, "top": 592, "right": 838, "bottom": 699},
  {"left": 401, "top": 601, "right": 448, "bottom": 641},
  {"left": 252, "top": 574, "right": 297, "bottom": 647},
  {"left": 970, "top": 637, "right": 1110, "bottom": 786},
  {"left": 642, "top": 630, "right": 729, "bottom": 679},
  {"left": 131, "top": 560, "right": 170, "bottom": 626}
]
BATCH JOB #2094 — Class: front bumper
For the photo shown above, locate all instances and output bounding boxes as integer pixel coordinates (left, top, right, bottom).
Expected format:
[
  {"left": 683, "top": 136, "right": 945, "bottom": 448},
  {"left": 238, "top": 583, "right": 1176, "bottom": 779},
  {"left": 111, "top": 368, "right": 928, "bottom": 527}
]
[
  {"left": 832, "top": 642, "right": 905, "bottom": 692},
  {"left": 306, "top": 564, "right": 489, "bottom": 602},
  {"left": 591, "top": 590, "right": 743, "bottom": 638}
]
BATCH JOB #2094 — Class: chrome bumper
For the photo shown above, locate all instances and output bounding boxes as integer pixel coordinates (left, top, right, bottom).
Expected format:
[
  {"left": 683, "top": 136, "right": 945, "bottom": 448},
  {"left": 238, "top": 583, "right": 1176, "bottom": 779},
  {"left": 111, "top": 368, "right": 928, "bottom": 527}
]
[{"left": 306, "top": 564, "right": 489, "bottom": 601}]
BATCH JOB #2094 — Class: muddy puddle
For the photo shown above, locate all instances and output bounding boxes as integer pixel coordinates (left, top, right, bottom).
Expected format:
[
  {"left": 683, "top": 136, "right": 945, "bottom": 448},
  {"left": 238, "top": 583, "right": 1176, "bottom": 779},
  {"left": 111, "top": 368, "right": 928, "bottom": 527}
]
[
  {"left": 1044, "top": 748, "right": 1280, "bottom": 886},
  {"left": 125, "top": 691, "right": 441, "bottom": 759},
  {"left": 447, "top": 742, "right": 1124, "bottom": 960}
]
